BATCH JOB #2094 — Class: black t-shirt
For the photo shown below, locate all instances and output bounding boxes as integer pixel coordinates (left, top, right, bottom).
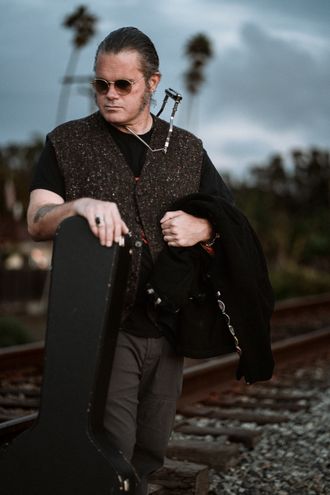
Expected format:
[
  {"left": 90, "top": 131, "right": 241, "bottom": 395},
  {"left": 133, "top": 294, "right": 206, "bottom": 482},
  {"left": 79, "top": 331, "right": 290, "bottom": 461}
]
[{"left": 31, "top": 121, "right": 234, "bottom": 337}]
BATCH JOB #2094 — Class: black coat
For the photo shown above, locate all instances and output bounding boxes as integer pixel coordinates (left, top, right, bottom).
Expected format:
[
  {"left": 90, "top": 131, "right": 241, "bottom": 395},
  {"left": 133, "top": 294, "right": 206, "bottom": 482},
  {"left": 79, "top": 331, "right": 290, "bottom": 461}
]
[{"left": 147, "top": 193, "right": 275, "bottom": 384}]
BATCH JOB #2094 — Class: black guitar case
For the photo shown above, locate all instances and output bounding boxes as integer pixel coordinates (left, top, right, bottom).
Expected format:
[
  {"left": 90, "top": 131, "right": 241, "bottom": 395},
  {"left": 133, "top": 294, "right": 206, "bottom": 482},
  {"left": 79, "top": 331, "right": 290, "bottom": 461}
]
[{"left": 0, "top": 216, "right": 138, "bottom": 494}]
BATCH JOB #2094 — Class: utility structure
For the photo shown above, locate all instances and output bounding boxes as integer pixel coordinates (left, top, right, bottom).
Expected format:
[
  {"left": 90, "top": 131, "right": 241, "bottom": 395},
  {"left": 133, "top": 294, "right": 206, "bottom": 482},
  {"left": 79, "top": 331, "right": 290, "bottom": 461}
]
[{"left": 55, "top": 5, "right": 98, "bottom": 125}]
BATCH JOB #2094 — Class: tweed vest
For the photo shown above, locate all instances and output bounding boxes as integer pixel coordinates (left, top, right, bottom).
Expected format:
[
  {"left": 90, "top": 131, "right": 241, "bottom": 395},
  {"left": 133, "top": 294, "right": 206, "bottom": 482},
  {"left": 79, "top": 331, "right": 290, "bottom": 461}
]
[{"left": 48, "top": 111, "right": 203, "bottom": 313}]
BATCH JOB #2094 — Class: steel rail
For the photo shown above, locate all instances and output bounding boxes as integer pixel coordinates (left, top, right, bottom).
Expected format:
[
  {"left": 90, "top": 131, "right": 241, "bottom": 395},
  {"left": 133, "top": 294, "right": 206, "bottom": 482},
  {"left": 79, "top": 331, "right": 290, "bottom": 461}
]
[
  {"left": 272, "top": 292, "right": 330, "bottom": 319},
  {"left": 0, "top": 341, "right": 44, "bottom": 372},
  {"left": 0, "top": 327, "right": 329, "bottom": 444},
  {"left": 1, "top": 293, "right": 330, "bottom": 372},
  {"left": 178, "top": 326, "right": 330, "bottom": 407}
]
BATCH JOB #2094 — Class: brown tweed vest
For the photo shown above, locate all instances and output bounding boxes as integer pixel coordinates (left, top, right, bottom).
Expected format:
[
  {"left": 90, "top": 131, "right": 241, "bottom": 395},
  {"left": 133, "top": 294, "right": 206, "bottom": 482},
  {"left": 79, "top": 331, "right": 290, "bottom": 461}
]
[{"left": 48, "top": 111, "right": 203, "bottom": 313}]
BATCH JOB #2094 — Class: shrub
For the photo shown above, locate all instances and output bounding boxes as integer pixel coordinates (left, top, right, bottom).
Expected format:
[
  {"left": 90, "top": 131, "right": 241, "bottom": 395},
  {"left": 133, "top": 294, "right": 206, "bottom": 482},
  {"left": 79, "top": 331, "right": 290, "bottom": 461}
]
[
  {"left": 0, "top": 317, "right": 32, "bottom": 347},
  {"left": 270, "top": 262, "right": 330, "bottom": 301}
]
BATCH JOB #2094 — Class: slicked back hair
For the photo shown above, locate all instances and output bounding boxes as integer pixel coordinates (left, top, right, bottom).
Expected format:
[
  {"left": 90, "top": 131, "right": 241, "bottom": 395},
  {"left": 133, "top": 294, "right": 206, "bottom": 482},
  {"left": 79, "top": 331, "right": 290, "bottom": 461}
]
[{"left": 94, "top": 26, "right": 160, "bottom": 81}]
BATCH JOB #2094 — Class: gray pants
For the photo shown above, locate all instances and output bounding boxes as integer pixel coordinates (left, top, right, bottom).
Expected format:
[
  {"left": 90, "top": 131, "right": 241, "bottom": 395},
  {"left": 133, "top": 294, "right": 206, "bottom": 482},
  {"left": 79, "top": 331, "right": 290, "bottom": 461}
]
[{"left": 104, "top": 331, "right": 184, "bottom": 495}]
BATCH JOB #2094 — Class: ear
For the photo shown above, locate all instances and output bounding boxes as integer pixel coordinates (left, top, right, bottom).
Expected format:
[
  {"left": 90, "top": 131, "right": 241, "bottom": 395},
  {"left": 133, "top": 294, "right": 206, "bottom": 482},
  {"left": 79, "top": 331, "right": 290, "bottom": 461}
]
[{"left": 148, "top": 72, "right": 161, "bottom": 93}]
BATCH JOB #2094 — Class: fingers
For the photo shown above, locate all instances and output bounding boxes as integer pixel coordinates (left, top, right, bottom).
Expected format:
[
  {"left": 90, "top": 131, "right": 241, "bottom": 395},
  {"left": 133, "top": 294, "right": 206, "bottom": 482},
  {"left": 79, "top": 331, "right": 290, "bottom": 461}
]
[
  {"left": 160, "top": 210, "right": 213, "bottom": 247},
  {"left": 96, "top": 210, "right": 129, "bottom": 247},
  {"left": 160, "top": 210, "right": 183, "bottom": 224},
  {"left": 74, "top": 198, "right": 128, "bottom": 247},
  {"left": 113, "top": 219, "right": 129, "bottom": 246},
  {"left": 160, "top": 210, "right": 185, "bottom": 246}
]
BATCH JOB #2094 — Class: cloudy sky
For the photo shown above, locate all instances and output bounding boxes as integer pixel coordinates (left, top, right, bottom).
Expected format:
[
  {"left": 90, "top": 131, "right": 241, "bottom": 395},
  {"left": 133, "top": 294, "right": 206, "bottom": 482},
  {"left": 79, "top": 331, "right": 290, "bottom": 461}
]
[{"left": 0, "top": 0, "right": 329, "bottom": 176}]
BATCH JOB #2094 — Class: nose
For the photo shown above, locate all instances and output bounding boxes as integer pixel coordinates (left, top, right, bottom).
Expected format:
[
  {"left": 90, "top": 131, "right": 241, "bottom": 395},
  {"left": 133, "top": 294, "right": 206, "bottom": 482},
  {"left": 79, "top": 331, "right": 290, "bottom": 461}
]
[{"left": 105, "top": 82, "right": 119, "bottom": 98}]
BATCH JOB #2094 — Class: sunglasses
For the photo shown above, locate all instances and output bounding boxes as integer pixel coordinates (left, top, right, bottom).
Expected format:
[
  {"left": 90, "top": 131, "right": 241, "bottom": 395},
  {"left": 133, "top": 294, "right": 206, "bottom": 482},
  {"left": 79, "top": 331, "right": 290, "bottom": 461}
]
[{"left": 91, "top": 77, "right": 143, "bottom": 96}]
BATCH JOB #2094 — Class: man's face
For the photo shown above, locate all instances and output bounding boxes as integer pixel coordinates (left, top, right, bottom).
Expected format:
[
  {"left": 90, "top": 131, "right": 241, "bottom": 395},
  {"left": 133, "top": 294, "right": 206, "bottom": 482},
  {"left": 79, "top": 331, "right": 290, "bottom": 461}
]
[{"left": 94, "top": 50, "right": 160, "bottom": 128}]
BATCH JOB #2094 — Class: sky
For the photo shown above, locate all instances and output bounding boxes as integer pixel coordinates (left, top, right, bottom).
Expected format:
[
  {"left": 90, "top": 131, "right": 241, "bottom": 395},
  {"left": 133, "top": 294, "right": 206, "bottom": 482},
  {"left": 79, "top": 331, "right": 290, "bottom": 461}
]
[{"left": 0, "top": 0, "right": 329, "bottom": 177}]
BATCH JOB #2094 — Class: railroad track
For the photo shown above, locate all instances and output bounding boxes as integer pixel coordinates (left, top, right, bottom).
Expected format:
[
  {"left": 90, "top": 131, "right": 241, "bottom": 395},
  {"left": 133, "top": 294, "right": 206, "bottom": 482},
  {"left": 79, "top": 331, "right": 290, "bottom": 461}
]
[
  {"left": 1, "top": 294, "right": 330, "bottom": 494},
  {"left": 149, "top": 327, "right": 330, "bottom": 493}
]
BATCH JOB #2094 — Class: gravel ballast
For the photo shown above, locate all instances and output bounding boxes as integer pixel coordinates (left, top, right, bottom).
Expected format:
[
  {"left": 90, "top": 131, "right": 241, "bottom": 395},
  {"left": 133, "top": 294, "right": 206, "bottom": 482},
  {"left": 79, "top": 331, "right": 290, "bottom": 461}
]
[{"left": 209, "top": 361, "right": 330, "bottom": 494}]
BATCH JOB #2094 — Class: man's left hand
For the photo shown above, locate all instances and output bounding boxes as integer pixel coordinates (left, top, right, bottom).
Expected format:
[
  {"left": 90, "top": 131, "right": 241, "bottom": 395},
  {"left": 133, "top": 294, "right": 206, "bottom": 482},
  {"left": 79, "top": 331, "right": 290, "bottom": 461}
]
[{"left": 160, "top": 210, "right": 213, "bottom": 247}]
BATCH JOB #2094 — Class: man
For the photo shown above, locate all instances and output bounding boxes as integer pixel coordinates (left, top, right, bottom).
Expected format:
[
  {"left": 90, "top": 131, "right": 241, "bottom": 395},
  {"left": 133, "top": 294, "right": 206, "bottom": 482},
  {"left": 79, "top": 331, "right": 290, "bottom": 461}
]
[{"left": 27, "top": 27, "right": 235, "bottom": 494}]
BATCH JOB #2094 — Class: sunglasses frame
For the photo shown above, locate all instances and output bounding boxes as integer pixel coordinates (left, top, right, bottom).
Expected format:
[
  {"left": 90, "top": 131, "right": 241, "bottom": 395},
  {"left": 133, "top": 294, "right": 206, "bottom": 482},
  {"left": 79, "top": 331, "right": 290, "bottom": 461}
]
[{"left": 91, "top": 76, "right": 144, "bottom": 96}]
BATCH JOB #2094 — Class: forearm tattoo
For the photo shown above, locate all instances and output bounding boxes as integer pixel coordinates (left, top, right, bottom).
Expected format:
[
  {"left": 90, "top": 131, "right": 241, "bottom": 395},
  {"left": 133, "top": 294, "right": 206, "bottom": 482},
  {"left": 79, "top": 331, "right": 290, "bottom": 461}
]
[{"left": 33, "top": 204, "right": 58, "bottom": 223}]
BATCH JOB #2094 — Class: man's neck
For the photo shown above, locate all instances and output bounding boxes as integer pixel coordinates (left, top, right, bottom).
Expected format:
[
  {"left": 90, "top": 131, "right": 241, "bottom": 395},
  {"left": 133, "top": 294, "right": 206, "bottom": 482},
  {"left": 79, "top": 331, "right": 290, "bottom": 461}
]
[{"left": 115, "top": 113, "right": 154, "bottom": 136}]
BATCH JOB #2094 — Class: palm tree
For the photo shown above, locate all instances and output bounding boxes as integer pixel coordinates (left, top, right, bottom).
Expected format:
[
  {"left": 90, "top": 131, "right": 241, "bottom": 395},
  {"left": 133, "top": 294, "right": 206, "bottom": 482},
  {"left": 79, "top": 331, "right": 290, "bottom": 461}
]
[
  {"left": 55, "top": 5, "right": 98, "bottom": 124},
  {"left": 183, "top": 33, "right": 213, "bottom": 129}
]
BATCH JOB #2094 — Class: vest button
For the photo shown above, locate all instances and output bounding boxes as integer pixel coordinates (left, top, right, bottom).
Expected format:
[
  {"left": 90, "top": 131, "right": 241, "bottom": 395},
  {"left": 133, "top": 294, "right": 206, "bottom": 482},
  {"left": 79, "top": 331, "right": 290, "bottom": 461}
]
[{"left": 135, "top": 241, "right": 143, "bottom": 248}]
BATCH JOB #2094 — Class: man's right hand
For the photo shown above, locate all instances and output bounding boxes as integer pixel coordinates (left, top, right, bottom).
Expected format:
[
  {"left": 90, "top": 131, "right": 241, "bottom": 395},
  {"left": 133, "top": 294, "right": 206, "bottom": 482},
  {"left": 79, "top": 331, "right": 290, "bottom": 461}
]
[
  {"left": 27, "top": 189, "right": 129, "bottom": 247},
  {"left": 74, "top": 197, "right": 129, "bottom": 247}
]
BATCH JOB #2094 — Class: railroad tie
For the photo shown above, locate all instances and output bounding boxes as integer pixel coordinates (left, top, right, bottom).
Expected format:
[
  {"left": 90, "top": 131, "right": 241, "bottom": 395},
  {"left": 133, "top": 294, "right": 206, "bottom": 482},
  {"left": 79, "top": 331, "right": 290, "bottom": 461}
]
[
  {"left": 150, "top": 458, "right": 209, "bottom": 495},
  {"left": 201, "top": 393, "right": 309, "bottom": 412},
  {"left": 177, "top": 403, "right": 289, "bottom": 425},
  {"left": 174, "top": 422, "right": 261, "bottom": 449},
  {"left": 166, "top": 439, "right": 240, "bottom": 471}
]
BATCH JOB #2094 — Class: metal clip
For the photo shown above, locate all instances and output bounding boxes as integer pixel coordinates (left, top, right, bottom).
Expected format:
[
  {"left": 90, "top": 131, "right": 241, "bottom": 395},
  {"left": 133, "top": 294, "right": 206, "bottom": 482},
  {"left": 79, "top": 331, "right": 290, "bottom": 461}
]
[
  {"left": 118, "top": 476, "right": 130, "bottom": 492},
  {"left": 216, "top": 291, "right": 242, "bottom": 356}
]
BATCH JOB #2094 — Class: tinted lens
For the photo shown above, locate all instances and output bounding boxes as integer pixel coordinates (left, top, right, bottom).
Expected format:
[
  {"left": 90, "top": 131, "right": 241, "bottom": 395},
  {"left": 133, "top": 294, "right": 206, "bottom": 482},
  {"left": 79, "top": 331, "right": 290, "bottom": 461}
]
[
  {"left": 93, "top": 79, "right": 109, "bottom": 94},
  {"left": 114, "top": 80, "right": 133, "bottom": 94},
  {"left": 92, "top": 79, "right": 133, "bottom": 95}
]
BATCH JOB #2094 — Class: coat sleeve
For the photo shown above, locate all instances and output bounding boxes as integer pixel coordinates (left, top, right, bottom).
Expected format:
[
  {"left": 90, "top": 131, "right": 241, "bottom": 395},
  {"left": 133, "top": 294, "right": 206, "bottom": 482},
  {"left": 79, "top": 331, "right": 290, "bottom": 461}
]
[{"left": 199, "top": 150, "right": 235, "bottom": 204}]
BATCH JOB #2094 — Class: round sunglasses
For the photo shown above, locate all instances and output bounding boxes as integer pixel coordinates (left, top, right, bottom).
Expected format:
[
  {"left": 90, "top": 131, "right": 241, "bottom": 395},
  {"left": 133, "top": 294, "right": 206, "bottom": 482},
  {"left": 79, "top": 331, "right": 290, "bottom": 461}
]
[{"left": 91, "top": 77, "right": 144, "bottom": 96}]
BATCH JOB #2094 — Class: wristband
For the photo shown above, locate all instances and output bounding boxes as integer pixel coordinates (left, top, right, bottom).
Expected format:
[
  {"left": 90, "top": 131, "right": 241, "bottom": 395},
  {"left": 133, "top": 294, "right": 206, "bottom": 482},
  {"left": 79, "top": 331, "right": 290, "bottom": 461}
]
[{"left": 200, "top": 232, "right": 220, "bottom": 248}]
